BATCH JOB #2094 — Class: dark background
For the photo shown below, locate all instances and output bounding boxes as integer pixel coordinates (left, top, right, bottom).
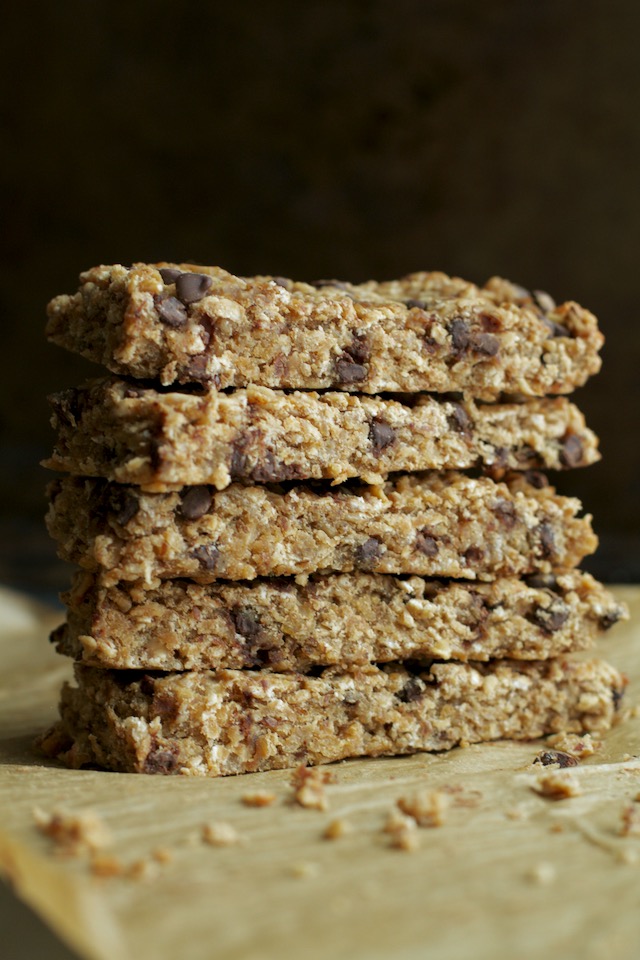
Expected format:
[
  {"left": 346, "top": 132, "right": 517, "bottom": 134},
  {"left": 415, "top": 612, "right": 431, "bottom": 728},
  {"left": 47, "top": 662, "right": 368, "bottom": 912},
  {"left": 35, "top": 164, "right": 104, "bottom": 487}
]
[{"left": 1, "top": 0, "right": 639, "bottom": 600}]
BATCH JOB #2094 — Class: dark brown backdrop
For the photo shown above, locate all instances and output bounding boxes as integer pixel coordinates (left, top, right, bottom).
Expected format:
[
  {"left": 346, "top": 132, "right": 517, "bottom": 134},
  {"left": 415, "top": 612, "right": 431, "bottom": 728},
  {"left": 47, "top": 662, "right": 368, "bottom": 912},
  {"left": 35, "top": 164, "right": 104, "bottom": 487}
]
[{"left": 1, "top": 0, "right": 639, "bottom": 596}]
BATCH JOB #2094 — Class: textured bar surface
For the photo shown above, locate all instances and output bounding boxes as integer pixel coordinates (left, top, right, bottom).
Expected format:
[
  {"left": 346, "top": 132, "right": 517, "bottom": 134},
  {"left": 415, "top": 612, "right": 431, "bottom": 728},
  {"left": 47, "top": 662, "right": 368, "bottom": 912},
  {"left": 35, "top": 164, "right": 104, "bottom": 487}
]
[
  {"left": 55, "top": 570, "right": 626, "bottom": 671},
  {"left": 45, "top": 473, "right": 597, "bottom": 585},
  {"left": 46, "top": 264, "right": 603, "bottom": 399},
  {"left": 41, "top": 658, "right": 624, "bottom": 777},
  {"left": 45, "top": 378, "right": 600, "bottom": 490}
]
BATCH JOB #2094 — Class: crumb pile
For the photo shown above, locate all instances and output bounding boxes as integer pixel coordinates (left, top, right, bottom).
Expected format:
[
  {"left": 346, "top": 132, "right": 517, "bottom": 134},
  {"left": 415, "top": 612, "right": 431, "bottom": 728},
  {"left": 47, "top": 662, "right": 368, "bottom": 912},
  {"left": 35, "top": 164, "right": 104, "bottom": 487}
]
[{"left": 39, "top": 263, "right": 627, "bottom": 775}]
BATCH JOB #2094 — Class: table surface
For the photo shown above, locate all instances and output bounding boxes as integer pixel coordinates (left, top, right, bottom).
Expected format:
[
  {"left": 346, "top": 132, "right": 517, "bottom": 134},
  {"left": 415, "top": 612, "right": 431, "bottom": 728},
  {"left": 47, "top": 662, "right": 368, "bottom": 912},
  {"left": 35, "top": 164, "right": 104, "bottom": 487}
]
[{"left": 0, "top": 585, "right": 639, "bottom": 960}]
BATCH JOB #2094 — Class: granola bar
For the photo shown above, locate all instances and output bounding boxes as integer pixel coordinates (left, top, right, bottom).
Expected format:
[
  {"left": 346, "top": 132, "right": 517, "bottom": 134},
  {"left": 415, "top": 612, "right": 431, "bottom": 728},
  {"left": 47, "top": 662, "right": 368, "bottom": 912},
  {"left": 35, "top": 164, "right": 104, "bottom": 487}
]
[
  {"left": 46, "top": 264, "right": 603, "bottom": 399},
  {"left": 45, "top": 378, "right": 599, "bottom": 491},
  {"left": 45, "top": 473, "right": 596, "bottom": 585},
  {"left": 42, "top": 658, "right": 624, "bottom": 776},
  {"left": 54, "top": 570, "right": 626, "bottom": 671}
]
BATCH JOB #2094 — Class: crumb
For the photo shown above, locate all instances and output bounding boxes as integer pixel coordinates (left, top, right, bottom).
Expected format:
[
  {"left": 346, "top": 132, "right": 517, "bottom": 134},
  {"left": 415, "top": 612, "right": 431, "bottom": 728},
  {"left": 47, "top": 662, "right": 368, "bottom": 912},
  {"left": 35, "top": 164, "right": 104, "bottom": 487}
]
[
  {"left": 127, "top": 858, "right": 161, "bottom": 882},
  {"left": 532, "top": 770, "right": 582, "bottom": 800},
  {"left": 202, "top": 822, "right": 241, "bottom": 847},
  {"left": 629, "top": 705, "right": 640, "bottom": 719},
  {"left": 397, "top": 790, "right": 450, "bottom": 827},
  {"left": 151, "top": 847, "right": 173, "bottom": 864},
  {"left": 620, "top": 804, "right": 640, "bottom": 837},
  {"left": 289, "top": 861, "right": 318, "bottom": 879},
  {"left": 546, "top": 732, "right": 599, "bottom": 759},
  {"left": 505, "top": 804, "right": 531, "bottom": 821},
  {"left": 383, "top": 810, "right": 420, "bottom": 852},
  {"left": 291, "top": 765, "right": 333, "bottom": 811},
  {"left": 441, "top": 784, "right": 483, "bottom": 808},
  {"left": 527, "top": 861, "right": 556, "bottom": 885},
  {"left": 242, "top": 790, "right": 277, "bottom": 808},
  {"left": 549, "top": 822, "right": 564, "bottom": 834},
  {"left": 323, "top": 818, "right": 353, "bottom": 840},
  {"left": 89, "top": 854, "right": 124, "bottom": 878},
  {"left": 33, "top": 807, "right": 112, "bottom": 856}
]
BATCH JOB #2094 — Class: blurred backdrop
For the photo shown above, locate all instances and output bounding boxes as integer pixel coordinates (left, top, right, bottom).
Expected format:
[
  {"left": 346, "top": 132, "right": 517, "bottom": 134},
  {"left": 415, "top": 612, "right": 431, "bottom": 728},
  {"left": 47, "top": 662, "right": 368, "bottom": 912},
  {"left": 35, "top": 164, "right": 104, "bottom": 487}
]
[{"left": 1, "top": 0, "right": 639, "bottom": 599}]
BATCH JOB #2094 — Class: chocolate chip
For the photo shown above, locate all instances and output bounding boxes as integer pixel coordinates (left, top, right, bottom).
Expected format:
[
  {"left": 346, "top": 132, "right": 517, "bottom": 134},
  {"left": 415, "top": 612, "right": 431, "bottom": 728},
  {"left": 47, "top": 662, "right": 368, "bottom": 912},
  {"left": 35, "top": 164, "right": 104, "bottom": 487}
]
[
  {"left": 229, "top": 443, "right": 248, "bottom": 479},
  {"left": 335, "top": 356, "right": 367, "bottom": 384},
  {"left": 143, "top": 744, "right": 180, "bottom": 774},
  {"left": 405, "top": 298, "right": 427, "bottom": 310},
  {"left": 152, "top": 693, "right": 180, "bottom": 720},
  {"left": 464, "top": 546, "right": 484, "bottom": 566},
  {"left": 355, "top": 537, "right": 383, "bottom": 567},
  {"left": 559, "top": 434, "right": 584, "bottom": 468},
  {"left": 415, "top": 531, "right": 439, "bottom": 556},
  {"left": 612, "top": 687, "right": 625, "bottom": 712},
  {"left": 450, "top": 318, "right": 470, "bottom": 355},
  {"left": 536, "top": 523, "right": 556, "bottom": 559},
  {"left": 396, "top": 677, "right": 424, "bottom": 703},
  {"left": 345, "top": 332, "right": 371, "bottom": 364},
  {"left": 179, "top": 486, "right": 212, "bottom": 520},
  {"left": 470, "top": 332, "right": 499, "bottom": 357},
  {"left": 534, "top": 750, "right": 578, "bottom": 768},
  {"left": 422, "top": 335, "right": 439, "bottom": 355},
  {"left": 112, "top": 489, "right": 139, "bottom": 526},
  {"left": 369, "top": 418, "right": 397, "bottom": 455},
  {"left": 159, "top": 267, "right": 182, "bottom": 284},
  {"left": 525, "top": 573, "right": 560, "bottom": 592},
  {"left": 533, "top": 290, "right": 556, "bottom": 314},
  {"left": 543, "top": 317, "right": 571, "bottom": 338},
  {"left": 523, "top": 470, "right": 549, "bottom": 489},
  {"left": 175, "top": 272, "right": 213, "bottom": 304},
  {"left": 599, "top": 607, "right": 624, "bottom": 631},
  {"left": 272, "top": 276, "right": 291, "bottom": 288},
  {"left": 492, "top": 498, "right": 517, "bottom": 529},
  {"left": 529, "top": 600, "right": 570, "bottom": 634},
  {"left": 191, "top": 544, "right": 220, "bottom": 571},
  {"left": 155, "top": 295, "right": 188, "bottom": 329},
  {"left": 251, "top": 452, "right": 289, "bottom": 483},
  {"left": 184, "top": 354, "right": 210, "bottom": 380},
  {"left": 447, "top": 402, "right": 473, "bottom": 436},
  {"left": 140, "top": 674, "right": 155, "bottom": 696},
  {"left": 149, "top": 437, "right": 163, "bottom": 471},
  {"left": 231, "top": 606, "right": 263, "bottom": 642},
  {"left": 309, "top": 279, "right": 351, "bottom": 290}
]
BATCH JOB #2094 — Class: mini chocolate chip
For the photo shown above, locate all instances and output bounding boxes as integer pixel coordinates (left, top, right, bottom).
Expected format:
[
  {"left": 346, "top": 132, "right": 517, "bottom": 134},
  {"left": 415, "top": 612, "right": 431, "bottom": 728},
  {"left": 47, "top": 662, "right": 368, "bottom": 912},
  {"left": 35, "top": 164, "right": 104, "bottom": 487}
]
[
  {"left": 470, "top": 332, "right": 499, "bottom": 357},
  {"left": 149, "top": 437, "right": 163, "bottom": 471},
  {"left": 232, "top": 607, "right": 263, "bottom": 642},
  {"left": 464, "top": 546, "right": 484, "bottom": 566},
  {"left": 450, "top": 318, "right": 470, "bottom": 355},
  {"left": 396, "top": 677, "right": 425, "bottom": 703},
  {"left": 144, "top": 745, "right": 180, "bottom": 774},
  {"left": 179, "top": 486, "right": 212, "bottom": 520},
  {"left": 229, "top": 443, "right": 248, "bottom": 479},
  {"left": 515, "top": 445, "right": 537, "bottom": 465},
  {"left": 184, "top": 355, "right": 210, "bottom": 380},
  {"left": 309, "top": 279, "right": 351, "bottom": 290},
  {"left": 158, "top": 267, "right": 182, "bottom": 284},
  {"left": 405, "top": 298, "right": 427, "bottom": 310},
  {"left": 271, "top": 276, "right": 291, "bottom": 288},
  {"left": 525, "top": 573, "right": 560, "bottom": 592},
  {"left": 492, "top": 498, "right": 517, "bottom": 529},
  {"left": 251, "top": 451, "right": 284, "bottom": 483},
  {"left": 533, "top": 290, "right": 556, "bottom": 314},
  {"left": 355, "top": 537, "right": 382, "bottom": 567},
  {"left": 542, "top": 317, "right": 571, "bottom": 338},
  {"left": 155, "top": 295, "right": 188, "bottom": 329},
  {"left": 422, "top": 335, "right": 439, "bottom": 354},
  {"left": 599, "top": 607, "right": 624, "bottom": 630},
  {"left": 534, "top": 750, "right": 578, "bottom": 768},
  {"left": 335, "top": 356, "right": 367, "bottom": 384},
  {"left": 537, "top": 523, "right": 556, "bottom": 559},
  {"left": 415, "top": 531, "right": 439, "bottom": 556},
  {"left": 523, "top": 470, "right": 549, "bottom": 489},
  {"left": 612, "top": 686, "right": 625, "bottom": 711},
  {"left": 492, "top": 446, "right": 510, "bottom": 469},
  {"left": 191, "top": 544, "right": 220, "bottom": 571},
  {"left": 559, "top": 434, "right": 584, "bottom": 468},
  {"left": 345, "top": 332, "right": 371, "bottom": 364},
  {"left": 140, "top": 674, "right": 155, "bottom": 696},
  {"left": 112, "top": 489, "right": 139, "bottom": 526},
  {"left": 529, "top": 601, "right": 570, "bottom": 634},
  {"left": 176, "top": 272, "right": 213, "bottom": 304},
  {"left": 447, "top": 402, "right": 473, "bottom": 436},
  {"left": 369, "top": 418, "right": 397, "bottom": 455}
]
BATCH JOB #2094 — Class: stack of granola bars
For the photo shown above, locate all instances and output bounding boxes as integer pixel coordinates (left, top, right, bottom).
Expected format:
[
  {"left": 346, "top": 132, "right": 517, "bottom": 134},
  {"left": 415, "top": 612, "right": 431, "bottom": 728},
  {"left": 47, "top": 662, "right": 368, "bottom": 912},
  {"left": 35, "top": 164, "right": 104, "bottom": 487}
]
[{"left": 40, "top": 264, "right": 627, "bottom": 776}]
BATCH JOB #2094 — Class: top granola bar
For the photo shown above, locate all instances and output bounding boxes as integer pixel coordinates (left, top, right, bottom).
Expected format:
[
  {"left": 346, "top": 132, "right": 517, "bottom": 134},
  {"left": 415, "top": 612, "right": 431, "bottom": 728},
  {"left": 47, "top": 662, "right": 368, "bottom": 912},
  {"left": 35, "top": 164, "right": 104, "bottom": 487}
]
[{"left": 46, "top": 264, "right": 603, "bottom": 399}]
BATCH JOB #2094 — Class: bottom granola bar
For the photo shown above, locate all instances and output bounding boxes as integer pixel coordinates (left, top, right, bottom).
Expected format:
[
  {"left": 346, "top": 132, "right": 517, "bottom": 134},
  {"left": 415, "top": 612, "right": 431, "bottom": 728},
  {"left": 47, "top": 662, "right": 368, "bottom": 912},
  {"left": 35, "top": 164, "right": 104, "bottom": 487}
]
[{"left": 41, "top": 658, "right": 624, "bottom": 777}]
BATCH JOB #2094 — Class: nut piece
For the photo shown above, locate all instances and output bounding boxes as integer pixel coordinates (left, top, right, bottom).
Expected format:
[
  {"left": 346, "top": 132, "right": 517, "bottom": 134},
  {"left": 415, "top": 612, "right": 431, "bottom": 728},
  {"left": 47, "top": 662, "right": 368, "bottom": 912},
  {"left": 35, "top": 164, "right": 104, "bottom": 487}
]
[
  {"left": 397, "top": 790, "right": 450, "bottom": 827},
  {"left": 202, "top": 822, "right": 241, "bottom": 847}
]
